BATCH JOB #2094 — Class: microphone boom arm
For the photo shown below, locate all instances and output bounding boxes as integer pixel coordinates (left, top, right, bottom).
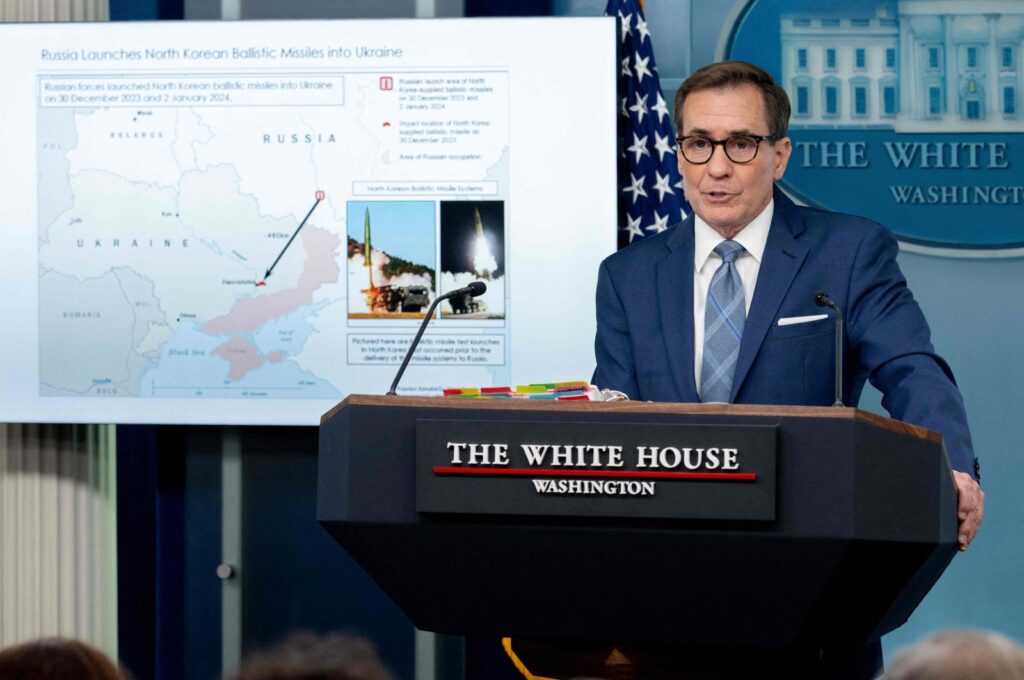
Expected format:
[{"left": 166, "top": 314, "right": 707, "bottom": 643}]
[
  {"left": 386, "top": 281, "right": 487, "bottom": 396},
  {"left": 815, "top": 292, "right": 844, "bottom": 407},
  {"left": 386, "top": 294, "right": 447, "bottom": 396}
]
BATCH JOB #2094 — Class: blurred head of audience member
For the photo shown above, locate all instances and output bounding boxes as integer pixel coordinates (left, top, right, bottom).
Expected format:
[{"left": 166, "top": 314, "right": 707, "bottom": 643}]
[
  {"left": 0, "top": 637, "right": 127, "bottom": 679},
  {"left": 227, "top": 631, "right": 393, "bottom": 680},
  {"left": 886, "top": 629, "right": 1024, "bottom": 679}
]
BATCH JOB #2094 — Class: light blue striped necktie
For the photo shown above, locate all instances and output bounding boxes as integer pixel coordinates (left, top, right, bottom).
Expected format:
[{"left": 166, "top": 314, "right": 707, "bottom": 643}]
[{"left": 700, "top": 240, "right": 746, "bottom": 403}]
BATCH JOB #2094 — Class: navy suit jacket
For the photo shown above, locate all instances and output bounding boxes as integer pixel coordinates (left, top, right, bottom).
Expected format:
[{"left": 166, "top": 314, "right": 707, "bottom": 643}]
[{"left": 593, "top": 188, "right": 976, "bottom": 476}]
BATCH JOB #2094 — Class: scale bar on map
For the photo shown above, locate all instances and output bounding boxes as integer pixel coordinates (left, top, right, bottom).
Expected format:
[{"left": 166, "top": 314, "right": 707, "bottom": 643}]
[
  {"left": 150, "top": 385, "right": 303, "bottom": 391},
  {"left": 38, "top": 74, "right": 346, "bottom": 108}
]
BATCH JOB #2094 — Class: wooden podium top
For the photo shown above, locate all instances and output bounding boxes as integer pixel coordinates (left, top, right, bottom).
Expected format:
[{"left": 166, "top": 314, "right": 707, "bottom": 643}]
[{"left": 322, "top": 394, "right": 939, "bottom": 443}]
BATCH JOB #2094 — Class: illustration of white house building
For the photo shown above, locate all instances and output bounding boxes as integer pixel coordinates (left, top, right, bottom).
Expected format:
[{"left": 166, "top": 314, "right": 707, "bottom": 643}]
[{"left": 780, "top": 0, "right": 1024, "bottom": 132}]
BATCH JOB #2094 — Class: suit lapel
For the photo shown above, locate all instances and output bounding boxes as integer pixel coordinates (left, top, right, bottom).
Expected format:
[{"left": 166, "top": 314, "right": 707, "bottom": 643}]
[
  {"left": 656, "top": 217, "right": 699, "bottom": 401},
  {"left": 731, "top": 194, "right": 809, "bottom": 400}
]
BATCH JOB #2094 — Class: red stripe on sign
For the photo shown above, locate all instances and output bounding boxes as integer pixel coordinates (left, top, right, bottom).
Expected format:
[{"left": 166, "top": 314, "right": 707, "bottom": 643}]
[{"left": 431, "top": 467, "right": 757, "bottom": 481}]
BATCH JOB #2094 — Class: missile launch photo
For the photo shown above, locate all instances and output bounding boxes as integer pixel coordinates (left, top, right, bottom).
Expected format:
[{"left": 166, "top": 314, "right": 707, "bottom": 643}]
[
  {"left": 345, "top": 200, "right": 436, "bottom": 319},
  {"left": 439, "top": 200, "right": 505, "bottom": 319}
]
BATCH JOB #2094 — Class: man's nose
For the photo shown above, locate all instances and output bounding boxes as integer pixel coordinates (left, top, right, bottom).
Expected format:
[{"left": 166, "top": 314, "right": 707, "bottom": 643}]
[{"left": 705, "top": 144, "right": 733, "bottom": 177}]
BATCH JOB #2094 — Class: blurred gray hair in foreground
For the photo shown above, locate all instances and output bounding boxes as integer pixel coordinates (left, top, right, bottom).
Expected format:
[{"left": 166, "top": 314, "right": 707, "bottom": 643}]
[
  {"left": 225, "top": 631, "right": 393, "bottom": 680},
  {"left": 885, "top": 629, "right": 1024, "bottom": 680}
]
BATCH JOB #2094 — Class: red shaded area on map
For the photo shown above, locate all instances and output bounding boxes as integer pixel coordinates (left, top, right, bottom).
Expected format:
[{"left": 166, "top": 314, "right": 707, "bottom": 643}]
[
  {"left": 203, "top": 226, "right": 340, "bottom": 335},
  {"left": 211, "top": 336, "right": 285, "bottom": 381}
]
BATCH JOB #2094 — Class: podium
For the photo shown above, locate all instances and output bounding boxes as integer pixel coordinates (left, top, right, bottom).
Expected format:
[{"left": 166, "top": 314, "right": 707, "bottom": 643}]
[{"left": 318, "top": 395, "right": 958, "bottom": 676}]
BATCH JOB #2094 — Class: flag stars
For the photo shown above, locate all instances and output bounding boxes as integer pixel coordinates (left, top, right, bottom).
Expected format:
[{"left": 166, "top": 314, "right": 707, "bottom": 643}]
[
  {"left": 652, "top": 91, "right": 670, "bottom": 124},
  {"left": 646, "top": 211, "right": 670, "bottom": 234},
  {"left": 622, "top": 213, "right": 644, "bottom": 242},
  {"left": 653, "top": 131, "right": 675, "bottom": 161},
  {"left": 635, "top": 14, "right": 650, "bottom": 44},
  {"left": 629, "top": 91, "right": 649, "bottom": 123},
  {"left": 619, "top": 11, "right": 633, "bottom": 42},
  {"left": 623, "top": 172, "right": 648, "bottom": 204},
  {"left": 608, "top": 0, "right": 692, "bottom": 242},
  {"left": 633, "top": 52, "right": 652, "bottom": 83},
  {"left": 626, "top": 132, "right": 650, "bottom": 164},
  {"left": 652, "top": 170, "right": 674, "bottom": 201}
]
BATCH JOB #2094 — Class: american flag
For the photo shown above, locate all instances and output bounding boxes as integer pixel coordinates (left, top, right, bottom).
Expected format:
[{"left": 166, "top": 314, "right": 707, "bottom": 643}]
[{"left": 606, "top": 0, "right": 690, "bottom": 247}]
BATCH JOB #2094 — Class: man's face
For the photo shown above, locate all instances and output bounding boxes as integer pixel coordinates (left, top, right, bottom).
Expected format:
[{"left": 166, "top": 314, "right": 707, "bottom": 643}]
[{"left": 677, "top": 83, "right": 792, "bottom": 238}]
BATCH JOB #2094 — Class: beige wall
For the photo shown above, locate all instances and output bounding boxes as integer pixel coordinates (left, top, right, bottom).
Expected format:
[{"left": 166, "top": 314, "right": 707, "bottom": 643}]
[
  {"left": 1, "top": 0, "right": 107, "bottom": 21},
  {"left": 0, "top": 424, "right": 118, "bottom": 656}
]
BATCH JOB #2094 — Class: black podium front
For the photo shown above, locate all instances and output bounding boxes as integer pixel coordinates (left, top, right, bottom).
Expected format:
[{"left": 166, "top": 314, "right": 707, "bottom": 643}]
[{"left": 317, "top": 395, "right": 958, "bottom": 676}]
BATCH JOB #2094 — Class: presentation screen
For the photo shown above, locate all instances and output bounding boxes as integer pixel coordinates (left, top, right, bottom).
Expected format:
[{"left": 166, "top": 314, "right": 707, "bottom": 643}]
[{"left": 0, "top": 17, "right": 618, "bottom": 425}]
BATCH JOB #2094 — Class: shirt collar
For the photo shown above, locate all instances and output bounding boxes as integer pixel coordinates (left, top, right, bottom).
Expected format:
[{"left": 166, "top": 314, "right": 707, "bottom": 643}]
[{"left": 693, "top": 200, "right": 774, "bottom": 273}]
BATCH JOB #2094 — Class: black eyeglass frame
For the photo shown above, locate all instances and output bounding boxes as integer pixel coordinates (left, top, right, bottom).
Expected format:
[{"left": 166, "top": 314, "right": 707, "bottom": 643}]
[{"left": 675, "top": 134, "right": 780, "bottom": 164}]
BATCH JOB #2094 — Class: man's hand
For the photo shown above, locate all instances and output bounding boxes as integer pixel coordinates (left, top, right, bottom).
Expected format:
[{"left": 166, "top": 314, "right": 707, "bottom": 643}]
[{"left": 953, "top": 470, "right": 984, "bottom": 551}]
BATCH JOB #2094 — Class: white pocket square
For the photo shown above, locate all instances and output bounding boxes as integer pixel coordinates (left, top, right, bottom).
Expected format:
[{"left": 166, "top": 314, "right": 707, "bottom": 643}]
[{"left": 777, "top": 314, "right": 829, "bottom": 326}]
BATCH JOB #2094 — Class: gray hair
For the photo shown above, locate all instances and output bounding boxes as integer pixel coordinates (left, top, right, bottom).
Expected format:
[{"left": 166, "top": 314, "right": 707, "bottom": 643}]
[{"left": 885, "top": 629, "right": 1024, "bottom": 680}]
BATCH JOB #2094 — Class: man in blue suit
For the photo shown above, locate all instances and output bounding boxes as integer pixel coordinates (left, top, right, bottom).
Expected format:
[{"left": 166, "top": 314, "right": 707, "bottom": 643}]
[
  {"left": 594, "top": 61, "right": 983, "bottom": 548},
  {"left": 594, "top": 58, "right": 984, "bottom": 680}
]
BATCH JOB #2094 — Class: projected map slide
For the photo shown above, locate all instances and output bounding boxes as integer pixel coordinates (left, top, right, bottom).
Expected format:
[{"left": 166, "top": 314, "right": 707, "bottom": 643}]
[{"left": 0, "top": 18, "right": 617, "bottom": 424}]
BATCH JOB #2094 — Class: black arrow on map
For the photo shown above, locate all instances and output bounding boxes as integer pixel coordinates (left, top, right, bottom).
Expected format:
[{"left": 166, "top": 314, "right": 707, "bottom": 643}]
[{"left": 262, "top": 197, "right": 322, "bottom": 281}]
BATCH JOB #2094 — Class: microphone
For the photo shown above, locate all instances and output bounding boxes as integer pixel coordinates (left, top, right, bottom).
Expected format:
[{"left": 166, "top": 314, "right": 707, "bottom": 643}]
[
  {"left": 386, "top": 281, "right": 487, "bottom": 396},
  {"left": 448, "top": 281, "right": 487, "bottom": 299},
  {"left": 814, "top": 291, "right": 844, "bottom": 407}
]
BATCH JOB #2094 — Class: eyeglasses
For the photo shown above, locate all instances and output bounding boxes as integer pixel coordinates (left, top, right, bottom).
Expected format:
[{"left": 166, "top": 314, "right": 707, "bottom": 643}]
[{"left": 675, "top": 134, "right": 778, "bottom": 164}]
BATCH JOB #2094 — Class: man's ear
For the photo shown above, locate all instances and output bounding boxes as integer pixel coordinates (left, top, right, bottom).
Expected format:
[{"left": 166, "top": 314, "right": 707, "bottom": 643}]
[{"left": 773, "top": 136, "right": 792, "bottom": 181}]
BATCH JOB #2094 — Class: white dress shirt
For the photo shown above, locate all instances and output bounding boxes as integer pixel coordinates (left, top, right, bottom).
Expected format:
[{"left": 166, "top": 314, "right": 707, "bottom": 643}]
[{"left": 693, "top": 201, "right": 774, "bottom": 392}]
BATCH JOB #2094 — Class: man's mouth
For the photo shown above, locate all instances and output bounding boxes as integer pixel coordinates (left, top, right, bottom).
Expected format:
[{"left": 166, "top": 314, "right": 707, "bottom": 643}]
[{"left": 703, "top": 190, "right": 735, "bottom": 201}]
